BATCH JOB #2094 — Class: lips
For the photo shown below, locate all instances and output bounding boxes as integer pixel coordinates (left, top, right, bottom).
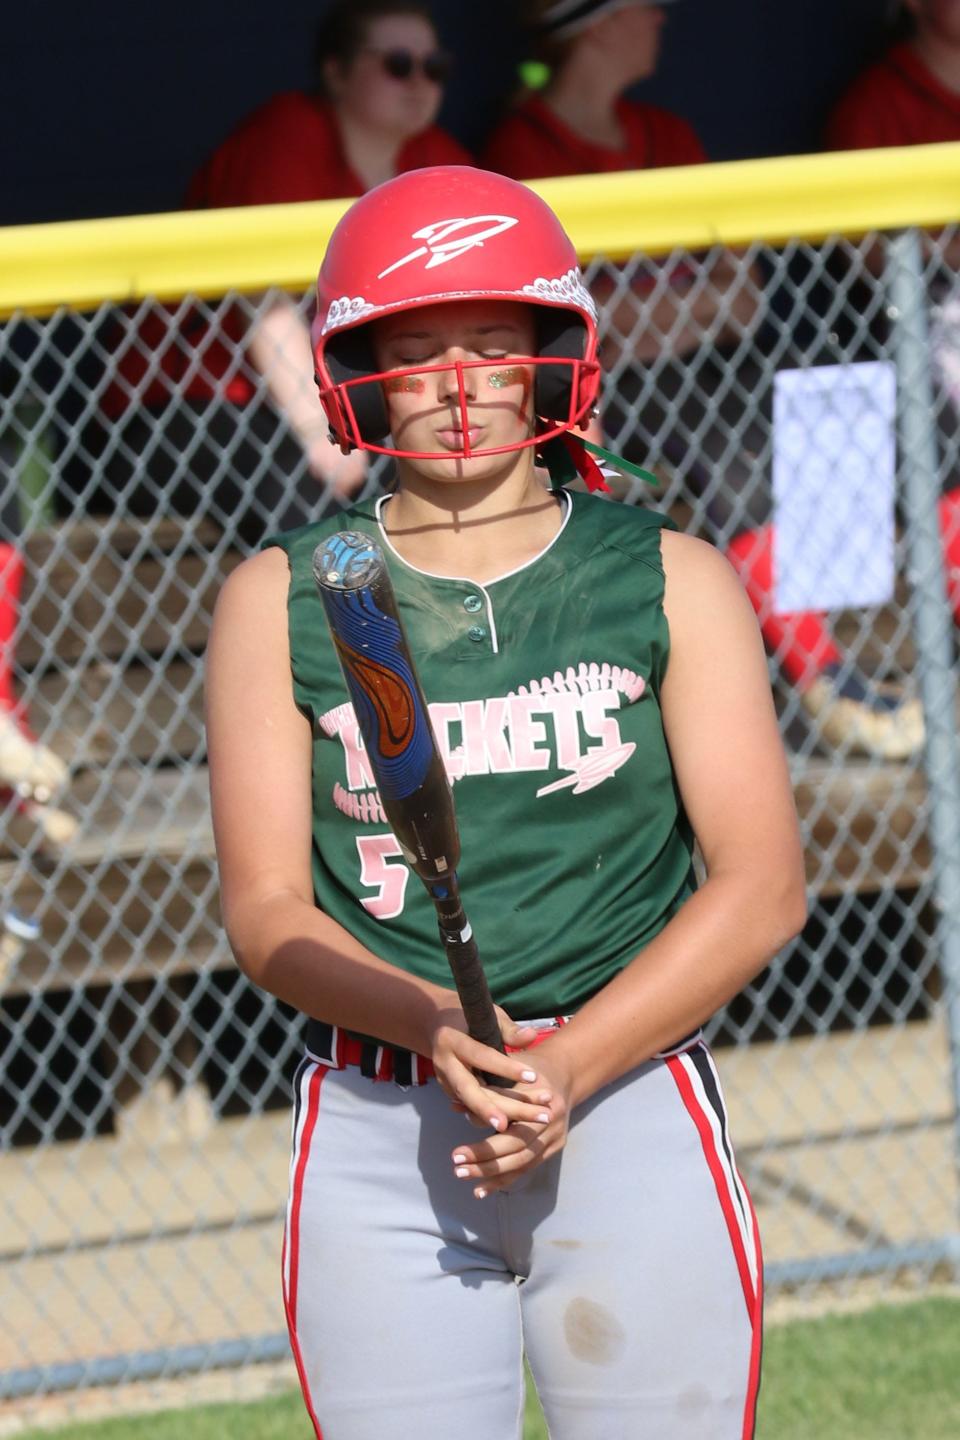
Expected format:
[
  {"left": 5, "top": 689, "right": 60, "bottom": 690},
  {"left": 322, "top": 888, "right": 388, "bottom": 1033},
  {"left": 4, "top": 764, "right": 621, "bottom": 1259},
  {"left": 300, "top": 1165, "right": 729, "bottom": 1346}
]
[{"left": 435, "top": 426, "right": 484, "bottom": 451}]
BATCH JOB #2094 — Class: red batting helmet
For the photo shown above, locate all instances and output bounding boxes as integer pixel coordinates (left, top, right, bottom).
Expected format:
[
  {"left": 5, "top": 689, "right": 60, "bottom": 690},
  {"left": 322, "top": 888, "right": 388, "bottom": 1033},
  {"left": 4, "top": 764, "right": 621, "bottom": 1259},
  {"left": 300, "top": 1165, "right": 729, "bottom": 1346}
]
[{"left": 312, "top": 165, "right": 600, "bottom": 461}]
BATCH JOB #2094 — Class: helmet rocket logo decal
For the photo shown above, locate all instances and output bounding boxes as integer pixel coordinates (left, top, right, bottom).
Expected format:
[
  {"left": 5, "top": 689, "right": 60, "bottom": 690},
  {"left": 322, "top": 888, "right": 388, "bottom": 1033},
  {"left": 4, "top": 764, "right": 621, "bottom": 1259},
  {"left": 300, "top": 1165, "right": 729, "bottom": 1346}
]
[{"left": 377, "top": 215, "right": 520, "bottom": 279}]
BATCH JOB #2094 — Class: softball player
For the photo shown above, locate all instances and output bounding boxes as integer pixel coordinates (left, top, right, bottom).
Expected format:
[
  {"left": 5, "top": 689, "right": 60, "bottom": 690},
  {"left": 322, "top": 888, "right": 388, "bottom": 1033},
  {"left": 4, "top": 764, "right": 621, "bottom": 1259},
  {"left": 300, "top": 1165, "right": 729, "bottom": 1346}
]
[{"left": 206, "top": 166, "right": 807, "bottom": 1439}]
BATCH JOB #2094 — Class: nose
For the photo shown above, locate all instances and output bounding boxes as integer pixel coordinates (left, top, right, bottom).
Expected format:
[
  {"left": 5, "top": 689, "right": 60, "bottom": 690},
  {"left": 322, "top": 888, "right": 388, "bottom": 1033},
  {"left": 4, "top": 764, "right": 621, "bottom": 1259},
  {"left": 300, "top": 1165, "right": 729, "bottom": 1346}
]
[{"left": 435, "top": 351, "right": 477, "bottom": 406}]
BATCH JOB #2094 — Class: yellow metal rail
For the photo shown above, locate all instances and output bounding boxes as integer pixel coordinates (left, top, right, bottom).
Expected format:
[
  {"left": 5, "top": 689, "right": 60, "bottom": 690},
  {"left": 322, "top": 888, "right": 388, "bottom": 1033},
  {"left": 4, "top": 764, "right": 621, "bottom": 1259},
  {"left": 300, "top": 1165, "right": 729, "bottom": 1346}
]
[{"left": 2, "top": 143, "right": 959, "bottom": 318}]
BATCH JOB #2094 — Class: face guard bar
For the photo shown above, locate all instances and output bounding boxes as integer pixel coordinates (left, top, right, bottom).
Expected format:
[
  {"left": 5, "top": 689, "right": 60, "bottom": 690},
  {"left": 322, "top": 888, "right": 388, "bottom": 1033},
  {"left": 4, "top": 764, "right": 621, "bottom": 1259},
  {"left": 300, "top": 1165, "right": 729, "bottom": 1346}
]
[{"left": 319, "top": 354, "right": 600, "bottom": 460}]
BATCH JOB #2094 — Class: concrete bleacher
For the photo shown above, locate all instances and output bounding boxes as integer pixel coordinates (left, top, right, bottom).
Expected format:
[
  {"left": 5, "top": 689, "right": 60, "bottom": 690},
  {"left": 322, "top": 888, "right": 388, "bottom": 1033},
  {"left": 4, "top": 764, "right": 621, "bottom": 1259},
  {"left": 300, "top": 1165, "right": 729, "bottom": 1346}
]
[{"left": 2, "top": 518, "right": 237, "bottom": 997}]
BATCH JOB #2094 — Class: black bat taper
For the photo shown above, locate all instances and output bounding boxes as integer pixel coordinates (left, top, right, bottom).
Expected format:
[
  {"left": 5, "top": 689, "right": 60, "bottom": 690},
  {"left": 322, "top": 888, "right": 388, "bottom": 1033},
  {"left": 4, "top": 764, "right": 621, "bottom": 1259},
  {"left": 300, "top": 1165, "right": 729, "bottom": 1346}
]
[{"left": 312, "top": 531, "right": 508, "bottom": 1085}]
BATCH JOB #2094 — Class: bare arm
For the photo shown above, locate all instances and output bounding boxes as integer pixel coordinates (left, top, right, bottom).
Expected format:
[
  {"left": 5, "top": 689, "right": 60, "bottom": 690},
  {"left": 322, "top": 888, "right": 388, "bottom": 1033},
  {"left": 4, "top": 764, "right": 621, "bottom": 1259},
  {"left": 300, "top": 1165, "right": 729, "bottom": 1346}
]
[
  {"left": 553, "top": 531, "right": 806, "bottom": 1102},
  {"left": 246, "top": 295, "right": 367, "bottom": 496},
  {"left": 207, "top": 548, "right": 441, "bottom": 1037},
  {"left": 205, "top": 550, "right": 550, "bottom": 1121},
  {"left": 451, "top": 533, "right": 807, "bottom": 1192}
]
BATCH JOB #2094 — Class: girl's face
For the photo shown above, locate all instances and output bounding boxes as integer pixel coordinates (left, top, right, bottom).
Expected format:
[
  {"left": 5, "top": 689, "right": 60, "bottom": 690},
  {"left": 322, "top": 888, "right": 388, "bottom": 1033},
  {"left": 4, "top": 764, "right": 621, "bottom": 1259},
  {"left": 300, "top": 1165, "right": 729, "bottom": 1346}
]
[
  {"left": 326, "top": 14, "right": 446, "bottom": 140},
  {"left": 371, "top": 300, "right": 539, "bottom": 484},
  {"left": 586, "top": 2, "right": 665, "bottom": 83}
]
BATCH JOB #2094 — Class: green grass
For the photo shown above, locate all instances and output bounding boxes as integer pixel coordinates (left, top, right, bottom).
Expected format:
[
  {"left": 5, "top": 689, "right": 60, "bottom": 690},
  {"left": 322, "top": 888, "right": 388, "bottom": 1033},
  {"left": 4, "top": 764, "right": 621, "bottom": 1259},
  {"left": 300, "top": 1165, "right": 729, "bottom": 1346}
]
[
  {"left": 18, "top": 1297, "right": 960, "bottom": 1439},
  {"left": 758, "top": 1296, "right": 960, "bottom": 1439}
]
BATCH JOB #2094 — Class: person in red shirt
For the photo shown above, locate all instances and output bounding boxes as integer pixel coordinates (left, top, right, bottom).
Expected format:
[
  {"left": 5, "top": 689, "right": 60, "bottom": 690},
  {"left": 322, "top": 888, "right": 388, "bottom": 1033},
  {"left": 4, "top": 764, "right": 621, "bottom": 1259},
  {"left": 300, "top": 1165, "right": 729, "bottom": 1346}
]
[
  {"left": 827, "top": 0, "right": 960, "bottom": 151},
  {"left": 482, "top": 1, "right": 704, "bottom": 179},
  {"left": 480, "top": 0, "right": 923, "bottom": 761},
  {"left": 0, "top": 456, "right": 69, "bottom": 820},
  {"left": 95, "top": 0, "right": 470, "bottom": 544},
  {"left": 826, "top": 0, "right": 960, "bottom": 715}
]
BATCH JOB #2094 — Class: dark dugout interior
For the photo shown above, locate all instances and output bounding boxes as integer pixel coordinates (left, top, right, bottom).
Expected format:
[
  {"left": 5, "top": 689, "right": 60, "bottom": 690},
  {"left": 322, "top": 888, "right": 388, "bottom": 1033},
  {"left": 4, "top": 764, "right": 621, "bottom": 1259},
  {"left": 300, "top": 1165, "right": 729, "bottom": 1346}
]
[{"left": 2, "top": 0, "right": 897, "bottom": 227}]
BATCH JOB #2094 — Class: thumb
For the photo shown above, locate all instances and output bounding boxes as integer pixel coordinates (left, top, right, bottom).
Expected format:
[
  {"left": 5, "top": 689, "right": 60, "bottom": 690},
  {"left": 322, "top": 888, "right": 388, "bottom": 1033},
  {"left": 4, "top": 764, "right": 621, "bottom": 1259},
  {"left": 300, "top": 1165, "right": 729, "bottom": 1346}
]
[{"left": 502, "top": 1019, "right": 540, "bottom": 1051}]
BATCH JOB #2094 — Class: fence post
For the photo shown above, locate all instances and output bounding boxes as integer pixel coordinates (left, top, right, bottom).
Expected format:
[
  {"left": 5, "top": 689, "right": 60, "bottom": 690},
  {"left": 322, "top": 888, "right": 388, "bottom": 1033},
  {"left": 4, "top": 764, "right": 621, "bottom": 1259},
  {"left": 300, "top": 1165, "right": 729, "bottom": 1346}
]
[{"left": 884, "top": 227, "right": 960, "bottom": 1265}]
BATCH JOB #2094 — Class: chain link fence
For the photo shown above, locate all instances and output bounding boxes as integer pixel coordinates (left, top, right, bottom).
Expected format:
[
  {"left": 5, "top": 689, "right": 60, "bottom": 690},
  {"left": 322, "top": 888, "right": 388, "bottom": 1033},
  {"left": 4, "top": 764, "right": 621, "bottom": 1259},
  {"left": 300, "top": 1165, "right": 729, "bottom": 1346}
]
[{"left": 1, "top": 199, "right": 960, "bottom": 1414}]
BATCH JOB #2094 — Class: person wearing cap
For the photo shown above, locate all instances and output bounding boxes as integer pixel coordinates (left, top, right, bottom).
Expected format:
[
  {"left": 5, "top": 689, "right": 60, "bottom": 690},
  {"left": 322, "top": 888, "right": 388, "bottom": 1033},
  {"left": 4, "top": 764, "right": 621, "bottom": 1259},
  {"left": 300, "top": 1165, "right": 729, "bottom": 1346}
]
[
  {"left": 481, "top": 0, "right": 925, "bottom": 763},
  {"left": 483, "top": 1, "right": 703, "bottom": 180}
]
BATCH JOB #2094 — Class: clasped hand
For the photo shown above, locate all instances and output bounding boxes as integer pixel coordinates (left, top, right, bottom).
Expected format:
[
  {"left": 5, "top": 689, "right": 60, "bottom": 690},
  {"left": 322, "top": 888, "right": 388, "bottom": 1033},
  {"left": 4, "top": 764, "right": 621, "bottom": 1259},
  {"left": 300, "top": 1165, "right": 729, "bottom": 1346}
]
[{"left": 429, "top": 1007, "right": 574, "bottom": 1199}]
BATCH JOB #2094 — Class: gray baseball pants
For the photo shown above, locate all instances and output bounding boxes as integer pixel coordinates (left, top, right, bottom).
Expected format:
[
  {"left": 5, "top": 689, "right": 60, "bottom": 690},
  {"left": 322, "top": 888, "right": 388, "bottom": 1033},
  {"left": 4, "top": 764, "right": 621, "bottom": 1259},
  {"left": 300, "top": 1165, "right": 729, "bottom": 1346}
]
[{"left": 283, "top": 1031, "right": 761, "bottom": 1439}]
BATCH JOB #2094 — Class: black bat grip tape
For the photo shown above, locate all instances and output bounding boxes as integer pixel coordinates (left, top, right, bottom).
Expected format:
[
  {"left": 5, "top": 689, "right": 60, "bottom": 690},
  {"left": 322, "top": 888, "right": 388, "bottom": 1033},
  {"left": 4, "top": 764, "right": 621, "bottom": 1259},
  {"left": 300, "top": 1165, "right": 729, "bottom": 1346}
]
[{"left": 433, "top": 889, "right": 510, "bottom": 1089}]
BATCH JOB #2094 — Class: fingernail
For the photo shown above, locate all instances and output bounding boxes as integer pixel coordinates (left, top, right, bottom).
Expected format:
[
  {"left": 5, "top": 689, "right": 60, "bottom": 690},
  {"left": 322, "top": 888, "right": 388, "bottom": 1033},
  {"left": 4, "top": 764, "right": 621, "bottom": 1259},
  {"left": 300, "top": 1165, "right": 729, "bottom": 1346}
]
[
  {"left": 452, "top": 1153, "right": 466, "bottom": 1165},
  {"left": 474, "top": 1187, "right": 488, "bottom": 1200},
  {"left": 521, "top": 1070, "right": 537, "bottom": 1082},
  {"left": 455, "top": 1166, "right": 470, "bottom": 1179},
  {"left": 538, "top": 1093, "right": 552, "bottom": 1104},
  {"left": 537, "top": 1112, "right": 550, "bottom": 1124},
  {"left": 489, "top": 1116, "right": 502, "bottom": 1131}
]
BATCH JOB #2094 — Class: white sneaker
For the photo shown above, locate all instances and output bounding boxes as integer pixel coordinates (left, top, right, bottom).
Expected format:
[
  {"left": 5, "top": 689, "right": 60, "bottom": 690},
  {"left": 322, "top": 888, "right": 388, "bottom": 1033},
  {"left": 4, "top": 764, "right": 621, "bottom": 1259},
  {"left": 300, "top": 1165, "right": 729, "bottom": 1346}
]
[{"left": 0, "top": 707, "right": 68, "bottom": 800}]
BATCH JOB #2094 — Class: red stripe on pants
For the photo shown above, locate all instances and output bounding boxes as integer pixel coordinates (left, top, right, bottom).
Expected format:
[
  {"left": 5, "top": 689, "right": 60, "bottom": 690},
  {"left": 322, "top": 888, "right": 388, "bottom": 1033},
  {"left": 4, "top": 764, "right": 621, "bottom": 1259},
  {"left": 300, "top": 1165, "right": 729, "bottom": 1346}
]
[
  {"left": 282, "top": 1063, "right": 328, "bottom": 1440},
  {"left": 741, "top": 1185, "right": 765, "bottom": 1440},
  {"left": 667, "top": 1054, "right": 763, "bottom": 1440}
]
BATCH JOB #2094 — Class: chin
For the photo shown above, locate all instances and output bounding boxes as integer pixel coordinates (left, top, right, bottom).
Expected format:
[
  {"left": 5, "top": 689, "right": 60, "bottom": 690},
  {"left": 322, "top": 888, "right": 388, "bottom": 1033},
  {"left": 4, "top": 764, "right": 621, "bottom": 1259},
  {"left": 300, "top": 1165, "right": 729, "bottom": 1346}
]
[
  {"left": 396, "top": 104, "right": 436, "bottom": 133},
  {"left": 410, "top": 452, "right": 521, "bottom": 487}
]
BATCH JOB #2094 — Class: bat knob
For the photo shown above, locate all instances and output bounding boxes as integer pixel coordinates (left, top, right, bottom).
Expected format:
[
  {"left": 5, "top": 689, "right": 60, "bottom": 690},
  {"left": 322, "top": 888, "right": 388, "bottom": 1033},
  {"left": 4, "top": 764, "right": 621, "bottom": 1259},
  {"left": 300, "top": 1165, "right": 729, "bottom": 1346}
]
[{"left": 313, "top": 532, "right": 386, "bottom": 592}]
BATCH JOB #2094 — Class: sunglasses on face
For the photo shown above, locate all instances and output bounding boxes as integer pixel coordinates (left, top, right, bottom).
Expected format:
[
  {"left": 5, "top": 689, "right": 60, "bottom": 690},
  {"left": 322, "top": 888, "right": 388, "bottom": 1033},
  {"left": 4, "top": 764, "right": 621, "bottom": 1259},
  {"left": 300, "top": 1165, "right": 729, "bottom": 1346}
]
[{"left": 365, "top": 47, "right": 452, "bottom": 83}]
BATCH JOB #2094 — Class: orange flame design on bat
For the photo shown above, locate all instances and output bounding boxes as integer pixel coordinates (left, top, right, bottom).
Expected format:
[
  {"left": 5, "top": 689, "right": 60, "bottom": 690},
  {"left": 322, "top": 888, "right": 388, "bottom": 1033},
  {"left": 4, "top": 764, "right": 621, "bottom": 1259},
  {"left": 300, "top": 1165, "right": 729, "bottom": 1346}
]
[{"left": 334, "top": 638, "right": 415, "bottom": 759}]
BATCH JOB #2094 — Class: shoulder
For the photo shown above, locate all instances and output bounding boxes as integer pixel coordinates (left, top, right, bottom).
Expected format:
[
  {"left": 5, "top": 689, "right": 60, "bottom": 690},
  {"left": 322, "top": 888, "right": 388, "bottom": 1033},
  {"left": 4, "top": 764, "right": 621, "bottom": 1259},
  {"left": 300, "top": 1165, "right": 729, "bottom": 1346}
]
[
  {"left": 485, "top": 96, "right": 541, "bottom": 136},
  {"left": 214, "top": 545, "right": 291, "bottom": 620},
  {"left": 825, "top": 47, "right": 908, "bottom": 147},
  {"left": 619, "top": 100, "right": 707, "bottom": 166},
  {"left": 660, "top": 528, "right": 738, "bottom": 590},
  {"left": 220, "top": 91, "right": 323, "bottom": 148},
  {"left": 404, "top": 126, "right": 473, "bottom": 167},
  {"left": 659, "top": 530, "right": 760, "bottom": 646},
  {"left": 208, "top": 549, "right": 294, "bottom": 690},
  {"left": 481, "top": 99, "right": 553, "bottom": 176},
  {"left": 569, "top": 490, "right": 676, "bottom": 566},
  {"left": 246, "top": 90, "right": 325, "bottom": 131},
  {"left": 188, "top": 92, "right": 333, "bottom": 206}
]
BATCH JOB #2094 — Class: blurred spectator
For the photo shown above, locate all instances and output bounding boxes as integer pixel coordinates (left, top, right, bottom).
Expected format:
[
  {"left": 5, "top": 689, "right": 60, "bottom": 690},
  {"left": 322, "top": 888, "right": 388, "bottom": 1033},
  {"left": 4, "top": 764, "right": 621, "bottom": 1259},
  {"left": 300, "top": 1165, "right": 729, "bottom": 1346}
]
[
  {"left": 0, "top": 541, "right": 67, "bottom": 802},
  {"left": 827, "top": 0, "right": 960, "bottom": 696},
  {"left": 87, "top": 0, "right": 469, "bottom": 546},
  {"left": 482, "top": 0, "right": 923, "bottom": 760},
  {"left": 826, "top": 0, "right": 960, "bottom": 153},
  {"left": 483, "top": 0, "right": 703, "bottom": 178},
  {"left": 0, "top": 395, "right": 69, "bottom": 814}
]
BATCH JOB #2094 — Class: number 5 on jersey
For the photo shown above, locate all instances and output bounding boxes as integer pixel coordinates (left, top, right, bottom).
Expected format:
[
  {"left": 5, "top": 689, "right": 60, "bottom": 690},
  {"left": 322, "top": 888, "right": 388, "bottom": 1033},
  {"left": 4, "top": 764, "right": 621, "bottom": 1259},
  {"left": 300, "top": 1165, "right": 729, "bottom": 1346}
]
[{"left": 356, "top": 833, "right": 409, "bottom": 919}]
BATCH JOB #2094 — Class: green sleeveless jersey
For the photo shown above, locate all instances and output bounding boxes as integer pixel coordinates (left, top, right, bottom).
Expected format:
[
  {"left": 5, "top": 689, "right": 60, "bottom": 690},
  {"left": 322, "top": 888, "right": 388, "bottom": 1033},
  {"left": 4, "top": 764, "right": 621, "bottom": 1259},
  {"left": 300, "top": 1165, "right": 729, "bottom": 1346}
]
[{"left": 266, "top": 488, "right": 696, "bottom": 1017}]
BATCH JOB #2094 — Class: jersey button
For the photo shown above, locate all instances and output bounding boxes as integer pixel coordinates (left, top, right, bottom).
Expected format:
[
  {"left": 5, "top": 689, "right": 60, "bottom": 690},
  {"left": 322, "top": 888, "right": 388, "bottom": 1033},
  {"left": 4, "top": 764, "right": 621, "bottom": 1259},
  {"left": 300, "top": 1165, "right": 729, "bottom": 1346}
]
[
  {"left": 467, "top": 624, "right": 487, "bottom": 642},
  {"left": 463, "top": 594, "right": 484, "bottom": 613}
]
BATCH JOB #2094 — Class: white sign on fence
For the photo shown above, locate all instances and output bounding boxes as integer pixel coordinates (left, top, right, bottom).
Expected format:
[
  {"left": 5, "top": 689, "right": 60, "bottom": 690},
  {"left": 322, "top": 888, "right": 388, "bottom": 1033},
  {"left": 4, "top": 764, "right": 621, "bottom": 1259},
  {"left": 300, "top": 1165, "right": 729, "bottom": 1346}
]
[{"left": 772, "top": 360, "right": 898, "bottom": 614}]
